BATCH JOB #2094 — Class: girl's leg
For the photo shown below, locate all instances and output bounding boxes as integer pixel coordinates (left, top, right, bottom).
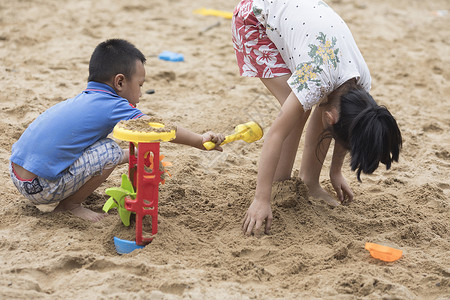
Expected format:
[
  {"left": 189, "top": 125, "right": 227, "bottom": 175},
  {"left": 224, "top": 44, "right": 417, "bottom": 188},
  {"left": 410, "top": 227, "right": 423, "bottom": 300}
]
[
  {"left": 260, "top": 75, "right": 310, "bottom": 181},
  {"left": 299, "top": 105, "right": 340, "bottom": 206}
]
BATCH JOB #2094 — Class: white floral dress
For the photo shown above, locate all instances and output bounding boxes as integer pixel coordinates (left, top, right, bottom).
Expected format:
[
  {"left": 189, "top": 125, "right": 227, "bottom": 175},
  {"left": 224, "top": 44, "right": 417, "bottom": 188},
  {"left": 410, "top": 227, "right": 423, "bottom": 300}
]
[{"left": 232, "top": 0, "right": 371, "bottom": 110}]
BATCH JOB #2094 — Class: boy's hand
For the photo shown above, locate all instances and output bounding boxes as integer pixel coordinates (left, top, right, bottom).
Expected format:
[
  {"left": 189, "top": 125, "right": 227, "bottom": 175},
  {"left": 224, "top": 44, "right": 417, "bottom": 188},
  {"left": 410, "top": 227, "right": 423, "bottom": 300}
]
[{"left": 201, "top": 132, "right": 225, "bottom": 151}]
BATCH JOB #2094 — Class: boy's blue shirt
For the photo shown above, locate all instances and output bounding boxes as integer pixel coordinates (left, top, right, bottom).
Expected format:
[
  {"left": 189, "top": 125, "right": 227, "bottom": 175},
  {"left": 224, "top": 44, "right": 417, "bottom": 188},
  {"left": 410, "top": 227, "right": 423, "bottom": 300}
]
[{"left": 10, "top": 81, "right": 145, "bottom": 180}]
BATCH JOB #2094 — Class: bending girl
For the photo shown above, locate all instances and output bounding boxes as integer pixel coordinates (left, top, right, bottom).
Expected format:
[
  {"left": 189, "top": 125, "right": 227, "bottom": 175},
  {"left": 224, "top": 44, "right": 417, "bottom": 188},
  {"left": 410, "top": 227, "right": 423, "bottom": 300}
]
[{"left": 232, "top": 0, "right": 402, "bottom": 235}]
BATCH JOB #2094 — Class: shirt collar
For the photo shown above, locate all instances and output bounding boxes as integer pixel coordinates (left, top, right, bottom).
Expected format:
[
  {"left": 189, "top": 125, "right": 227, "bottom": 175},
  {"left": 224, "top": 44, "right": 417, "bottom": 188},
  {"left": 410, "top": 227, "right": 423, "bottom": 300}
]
[{"left": 85, "top": 81, "right": 119, "bottom": 96}]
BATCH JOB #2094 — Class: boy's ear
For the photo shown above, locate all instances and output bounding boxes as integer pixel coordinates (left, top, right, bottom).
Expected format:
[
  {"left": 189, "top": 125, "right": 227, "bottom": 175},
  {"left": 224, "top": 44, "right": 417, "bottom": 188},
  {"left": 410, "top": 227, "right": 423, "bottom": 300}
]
[{"left": 113, "top": 74, "right": 126, "bottom": 91}]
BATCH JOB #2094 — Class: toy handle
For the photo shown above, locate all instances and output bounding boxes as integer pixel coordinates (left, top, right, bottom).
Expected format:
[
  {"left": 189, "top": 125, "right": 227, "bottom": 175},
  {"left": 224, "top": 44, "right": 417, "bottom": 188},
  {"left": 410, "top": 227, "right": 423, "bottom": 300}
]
[
  {"left": 203, "top": 141, "right": 217, "bottom": 150},
  {"left": 203, "top": 134, "right": 240, "bottom": 150}
]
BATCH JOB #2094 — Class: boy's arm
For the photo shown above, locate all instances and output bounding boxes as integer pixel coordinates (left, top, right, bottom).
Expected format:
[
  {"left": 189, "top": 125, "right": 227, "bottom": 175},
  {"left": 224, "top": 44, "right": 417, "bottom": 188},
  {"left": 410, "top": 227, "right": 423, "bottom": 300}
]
[
  {"left": 329, "top": 142, "right": 354, "bottom": 203},
  {"left": 139, "top": 116, "right": 224, "bottom": 151},
  {"left": 171, "top": 126, "right": 224, "bottom": 151}
]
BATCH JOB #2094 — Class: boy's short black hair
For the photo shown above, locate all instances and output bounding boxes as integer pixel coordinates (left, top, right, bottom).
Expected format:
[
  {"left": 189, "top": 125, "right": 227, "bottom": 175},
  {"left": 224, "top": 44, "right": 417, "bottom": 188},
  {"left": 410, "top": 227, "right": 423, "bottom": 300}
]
[
  {"left": 331, "top": 88, "right": 402, "bottom": 181},
  {"left": 88, "top": 39, "right": 146, "bottom": 83}
]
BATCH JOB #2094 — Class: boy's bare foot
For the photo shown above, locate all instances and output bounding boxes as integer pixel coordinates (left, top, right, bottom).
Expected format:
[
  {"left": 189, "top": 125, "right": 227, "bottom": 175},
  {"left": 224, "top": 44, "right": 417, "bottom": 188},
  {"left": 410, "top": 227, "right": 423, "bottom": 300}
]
[
  {"left": 69, "top": 205, "right": 107, "bottom": 222},
  {"left": 54, "top": 203, "right": 107, "bottom": 222},
  {"left": 307, "top": 184, "right": 341, "bottom": 207}
]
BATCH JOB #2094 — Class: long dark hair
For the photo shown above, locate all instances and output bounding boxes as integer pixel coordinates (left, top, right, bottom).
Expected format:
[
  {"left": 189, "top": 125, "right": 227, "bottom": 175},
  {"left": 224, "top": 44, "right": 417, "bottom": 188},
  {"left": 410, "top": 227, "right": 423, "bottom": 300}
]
[
  {"left": 329, "top": 87, "right": 402, "bottom": 181},
  {"left": 88, "top": 39, "right": 146, "bottom": 83}
]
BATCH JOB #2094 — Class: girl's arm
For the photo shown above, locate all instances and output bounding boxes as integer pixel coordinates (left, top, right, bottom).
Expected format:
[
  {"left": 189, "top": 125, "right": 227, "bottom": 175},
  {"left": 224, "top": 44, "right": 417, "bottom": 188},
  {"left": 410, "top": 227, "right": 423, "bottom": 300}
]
[
  {"left": 242, "top": 92, "right": 306, "bottom": 235},
  {"left": 329, "top": 142, "right": 353, "bottom": 203},
  {"left": 170, "top": 126, "right": 225, "bottom": 151}
]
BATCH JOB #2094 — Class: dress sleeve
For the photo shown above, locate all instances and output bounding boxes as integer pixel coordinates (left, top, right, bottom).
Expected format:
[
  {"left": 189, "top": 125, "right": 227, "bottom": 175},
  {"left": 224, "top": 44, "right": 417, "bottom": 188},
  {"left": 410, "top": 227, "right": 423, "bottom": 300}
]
[
  {"left": 287, "top": 61, "right": 333, "bottom": 111},
  {"left": 287, "top": 32, "right": 341, "bottom": 111}
]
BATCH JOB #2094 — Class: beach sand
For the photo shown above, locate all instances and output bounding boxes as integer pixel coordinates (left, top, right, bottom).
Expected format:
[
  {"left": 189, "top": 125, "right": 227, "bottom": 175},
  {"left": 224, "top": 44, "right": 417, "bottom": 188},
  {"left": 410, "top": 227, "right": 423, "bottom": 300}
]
[{"left": 0, "top": 0, "right": 449, "bottom": 299}]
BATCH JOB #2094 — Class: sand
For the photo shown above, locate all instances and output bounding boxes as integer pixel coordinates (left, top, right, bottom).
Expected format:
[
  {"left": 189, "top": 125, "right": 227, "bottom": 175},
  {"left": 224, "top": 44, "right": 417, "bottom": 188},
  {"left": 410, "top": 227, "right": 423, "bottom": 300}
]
[{"left": 1, "top": 0, "right": 449, "bottom": 299}]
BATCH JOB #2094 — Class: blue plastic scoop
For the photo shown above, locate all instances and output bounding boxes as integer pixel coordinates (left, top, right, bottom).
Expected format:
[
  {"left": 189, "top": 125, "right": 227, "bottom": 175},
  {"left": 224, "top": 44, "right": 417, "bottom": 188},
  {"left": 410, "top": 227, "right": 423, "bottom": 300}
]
[{"left": 114, "top": 236, "right": 145, "bottom": 254}]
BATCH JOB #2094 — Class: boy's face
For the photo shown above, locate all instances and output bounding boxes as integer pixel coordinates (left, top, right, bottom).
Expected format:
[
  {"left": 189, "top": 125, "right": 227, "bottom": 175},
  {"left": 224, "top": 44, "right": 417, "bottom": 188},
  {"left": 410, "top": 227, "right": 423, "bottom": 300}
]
[{"left": 118, "top": 60, "right": 146, "bottom": 107}]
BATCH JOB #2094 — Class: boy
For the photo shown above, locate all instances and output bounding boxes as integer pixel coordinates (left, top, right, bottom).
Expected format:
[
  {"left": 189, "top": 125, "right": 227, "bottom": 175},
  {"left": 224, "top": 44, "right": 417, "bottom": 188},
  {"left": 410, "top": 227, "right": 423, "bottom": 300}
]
[{"left": 9, "top": 39, "right": 224, "bottom": 222}]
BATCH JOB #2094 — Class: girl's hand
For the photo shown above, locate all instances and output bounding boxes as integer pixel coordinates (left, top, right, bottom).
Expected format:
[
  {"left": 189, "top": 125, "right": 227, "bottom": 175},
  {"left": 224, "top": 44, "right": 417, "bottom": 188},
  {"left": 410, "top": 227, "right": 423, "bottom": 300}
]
[
  {"left": 330, "top": 171, "right": 354, "bottom": 204},
  {"left": 201, "top": 131, "right": 225, "bottom": 151},
  {"left": 242, "top": 199, "right": 273, "bottom": 236}
]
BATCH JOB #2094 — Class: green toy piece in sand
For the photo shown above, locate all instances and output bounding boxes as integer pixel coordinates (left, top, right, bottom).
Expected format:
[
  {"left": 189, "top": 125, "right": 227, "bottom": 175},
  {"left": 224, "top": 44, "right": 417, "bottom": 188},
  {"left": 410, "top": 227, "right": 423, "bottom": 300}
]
[{"left": 103, "top": 174, "right": 136, "bottom": 226}]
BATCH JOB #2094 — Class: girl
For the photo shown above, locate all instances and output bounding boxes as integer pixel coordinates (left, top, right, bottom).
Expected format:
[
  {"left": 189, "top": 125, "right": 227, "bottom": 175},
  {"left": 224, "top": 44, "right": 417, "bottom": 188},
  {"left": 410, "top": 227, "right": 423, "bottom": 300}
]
[{"left": 232, "top": 0, "right": 402, "bottom": 235}]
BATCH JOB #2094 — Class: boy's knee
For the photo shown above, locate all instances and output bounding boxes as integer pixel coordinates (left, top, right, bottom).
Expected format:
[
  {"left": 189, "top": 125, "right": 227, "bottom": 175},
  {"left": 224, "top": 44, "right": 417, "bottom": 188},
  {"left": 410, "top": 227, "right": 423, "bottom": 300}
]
[
  {"left": 105, "top": 141, "right": 124, "bottom": 168},
  {"left": 90, "top": 138, "right": 124, "bottom": 170}
]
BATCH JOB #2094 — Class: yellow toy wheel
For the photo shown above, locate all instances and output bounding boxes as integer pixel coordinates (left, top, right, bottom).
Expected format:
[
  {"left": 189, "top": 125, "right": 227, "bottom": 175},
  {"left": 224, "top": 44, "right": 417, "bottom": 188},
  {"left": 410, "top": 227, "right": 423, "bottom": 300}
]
[{"left": 113, "top": 118, "right": 176, "bottom": 143}]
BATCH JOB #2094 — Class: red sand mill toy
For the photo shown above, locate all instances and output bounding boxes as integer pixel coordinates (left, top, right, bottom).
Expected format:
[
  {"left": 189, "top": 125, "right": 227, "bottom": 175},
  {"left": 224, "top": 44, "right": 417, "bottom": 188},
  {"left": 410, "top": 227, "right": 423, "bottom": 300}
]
[
  {"left": 103, "top": 119, "right": 176, "bottom": 254},
  {"left": 104, "top": 119, "right": 263, "bottom": 254},
  {"left": 126, "top": 142, "right": 164, "bottom": 245}
]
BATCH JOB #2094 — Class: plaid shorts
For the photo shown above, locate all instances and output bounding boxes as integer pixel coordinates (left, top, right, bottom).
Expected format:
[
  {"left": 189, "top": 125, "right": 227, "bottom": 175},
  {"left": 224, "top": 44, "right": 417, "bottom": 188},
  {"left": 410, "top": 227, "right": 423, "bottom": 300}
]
[
  {"left": 10, "top": 138, "right": 124, "bottom": 205},
  {"left": 232, "top": 0, "right": 290, "bottom": 77}
]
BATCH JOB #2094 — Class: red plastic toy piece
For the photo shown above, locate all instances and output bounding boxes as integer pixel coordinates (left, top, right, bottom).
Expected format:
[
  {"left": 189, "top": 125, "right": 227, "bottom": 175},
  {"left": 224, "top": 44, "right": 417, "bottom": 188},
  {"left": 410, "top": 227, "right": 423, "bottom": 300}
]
[{"left": 125, "top": 142, "right": 163, "bottom": 246}]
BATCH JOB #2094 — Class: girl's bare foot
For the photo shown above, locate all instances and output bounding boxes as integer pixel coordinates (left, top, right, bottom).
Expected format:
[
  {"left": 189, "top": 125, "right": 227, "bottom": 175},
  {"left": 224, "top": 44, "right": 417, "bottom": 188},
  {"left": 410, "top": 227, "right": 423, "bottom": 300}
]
[
  {"left": 307, "top": 183, "right": 341, "bottom": 207},
  {"left": 54, "top": 203, "right": 107, "bottom": 222}
]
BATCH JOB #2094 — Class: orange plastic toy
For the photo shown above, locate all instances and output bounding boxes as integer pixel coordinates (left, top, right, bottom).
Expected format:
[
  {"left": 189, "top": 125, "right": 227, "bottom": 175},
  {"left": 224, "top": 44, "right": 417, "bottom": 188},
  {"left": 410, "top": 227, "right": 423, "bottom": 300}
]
[{"left": 365, "top": 242, "right": 403, "bottom": 262}]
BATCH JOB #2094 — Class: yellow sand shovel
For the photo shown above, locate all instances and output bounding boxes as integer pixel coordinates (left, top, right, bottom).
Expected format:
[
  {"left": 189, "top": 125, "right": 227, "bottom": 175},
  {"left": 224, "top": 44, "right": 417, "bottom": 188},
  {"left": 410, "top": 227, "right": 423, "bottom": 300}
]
[
  {"left": 203, "top": 121, "right": 263, "bottom": 150},
  {"left": 193, "top": 8, "right": 233, "bottom": 19}
]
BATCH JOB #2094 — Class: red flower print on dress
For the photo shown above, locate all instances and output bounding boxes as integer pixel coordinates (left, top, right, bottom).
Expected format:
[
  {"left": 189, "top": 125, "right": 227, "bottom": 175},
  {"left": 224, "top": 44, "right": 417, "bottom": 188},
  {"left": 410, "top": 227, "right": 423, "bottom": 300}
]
[{"left": 255, "top": 44, "right": 278, "bottom": 66}]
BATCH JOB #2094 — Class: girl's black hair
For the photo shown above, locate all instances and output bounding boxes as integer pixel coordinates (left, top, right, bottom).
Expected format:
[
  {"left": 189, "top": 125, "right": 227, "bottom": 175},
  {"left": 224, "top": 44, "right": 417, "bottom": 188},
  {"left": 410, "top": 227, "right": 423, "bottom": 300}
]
[
  {"left": 331, "top": 88, "right": 402, "bottom": 181},
  {"left": 88, "top": 39, "right": 146, "bottom": 83}
]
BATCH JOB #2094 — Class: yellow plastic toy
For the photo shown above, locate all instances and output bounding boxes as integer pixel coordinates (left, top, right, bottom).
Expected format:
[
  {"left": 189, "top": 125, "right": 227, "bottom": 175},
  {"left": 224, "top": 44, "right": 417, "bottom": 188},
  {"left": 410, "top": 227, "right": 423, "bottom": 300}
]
[
  {"left": 113, "top": 120, "right": 176, "bottom": 143},
  {"left": 194, "top": 8, "right": 233, "bottom": 19},
  {"left": 203, "top": 121, "right": 263, "bottom": 150}
]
